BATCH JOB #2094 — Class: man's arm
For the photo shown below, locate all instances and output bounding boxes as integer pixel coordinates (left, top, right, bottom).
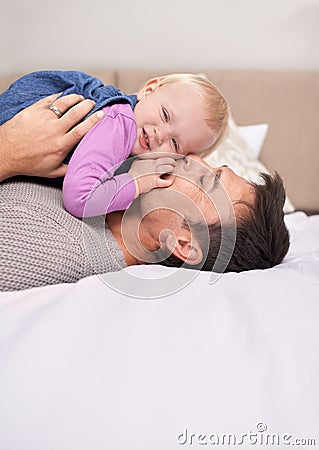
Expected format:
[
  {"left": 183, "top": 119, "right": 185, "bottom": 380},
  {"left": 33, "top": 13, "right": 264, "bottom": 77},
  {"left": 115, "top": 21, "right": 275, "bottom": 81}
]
[{"left": 0, "top": 93, "right": 104, "bottom": 181}]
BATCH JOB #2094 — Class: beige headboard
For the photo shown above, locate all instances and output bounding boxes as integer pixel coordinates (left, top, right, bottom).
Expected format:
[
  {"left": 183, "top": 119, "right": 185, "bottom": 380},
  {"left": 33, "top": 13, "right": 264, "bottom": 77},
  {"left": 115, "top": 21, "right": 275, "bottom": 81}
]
[{"left": 1, "top": 69, "right": 318, "bottom": 213}]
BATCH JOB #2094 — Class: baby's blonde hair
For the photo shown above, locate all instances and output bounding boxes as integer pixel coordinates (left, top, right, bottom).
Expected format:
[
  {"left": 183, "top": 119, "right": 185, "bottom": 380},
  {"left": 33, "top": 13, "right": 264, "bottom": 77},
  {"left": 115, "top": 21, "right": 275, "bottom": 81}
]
[{"left": 139, "top": 73, "right": 229, "bottom": 157}]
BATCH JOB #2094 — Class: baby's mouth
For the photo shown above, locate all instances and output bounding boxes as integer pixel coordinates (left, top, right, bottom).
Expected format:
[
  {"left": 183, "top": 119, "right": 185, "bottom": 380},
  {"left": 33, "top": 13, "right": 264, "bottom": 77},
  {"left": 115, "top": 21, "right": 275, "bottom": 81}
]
[{"left": 139, "top": 128, "right": 150, "bottom": 150}]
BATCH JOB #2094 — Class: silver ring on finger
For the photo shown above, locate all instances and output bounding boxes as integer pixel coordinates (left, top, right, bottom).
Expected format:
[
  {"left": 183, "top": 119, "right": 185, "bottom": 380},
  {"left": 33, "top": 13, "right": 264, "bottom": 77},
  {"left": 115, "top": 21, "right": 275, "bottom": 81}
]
[{"left": 49, "top": 103, "right": 62, "bottom": 118}]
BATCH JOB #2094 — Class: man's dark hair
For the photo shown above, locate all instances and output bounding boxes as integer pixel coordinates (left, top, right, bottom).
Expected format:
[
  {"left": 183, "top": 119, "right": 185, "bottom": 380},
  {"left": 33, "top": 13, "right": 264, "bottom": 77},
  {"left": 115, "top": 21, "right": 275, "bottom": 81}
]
[{"left": 159, "top": 172, "right": 290, "bottom": 273}]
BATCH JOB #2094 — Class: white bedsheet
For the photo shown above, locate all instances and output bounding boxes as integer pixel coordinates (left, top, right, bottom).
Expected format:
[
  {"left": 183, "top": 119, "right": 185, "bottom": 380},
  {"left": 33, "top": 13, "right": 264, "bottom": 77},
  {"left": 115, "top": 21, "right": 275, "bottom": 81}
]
[{"left": 0, "top": 211, "right": 318, "bottom": 450}]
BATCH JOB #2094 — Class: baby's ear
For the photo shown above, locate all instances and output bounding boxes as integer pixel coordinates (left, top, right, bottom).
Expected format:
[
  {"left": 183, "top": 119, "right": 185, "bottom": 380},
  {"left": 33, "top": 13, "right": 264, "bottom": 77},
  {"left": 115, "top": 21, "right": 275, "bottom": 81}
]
[{"left": 137, "top": 78, "right": 160, "bottom": 100}]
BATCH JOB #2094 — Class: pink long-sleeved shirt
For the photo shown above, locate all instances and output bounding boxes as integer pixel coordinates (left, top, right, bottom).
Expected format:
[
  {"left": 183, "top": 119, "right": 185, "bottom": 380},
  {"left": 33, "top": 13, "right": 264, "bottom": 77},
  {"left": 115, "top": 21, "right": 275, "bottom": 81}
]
[{"left": 62, "top": 103, "right": 137, "bottom": 218}]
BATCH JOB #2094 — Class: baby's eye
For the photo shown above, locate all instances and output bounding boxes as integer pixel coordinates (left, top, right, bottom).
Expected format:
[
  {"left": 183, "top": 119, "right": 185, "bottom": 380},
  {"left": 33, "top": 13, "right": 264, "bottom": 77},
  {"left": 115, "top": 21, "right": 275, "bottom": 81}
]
[
  {"left": 171, "top": 138, "right": 179, "bottom": 152},
  {"left": 162, "top": 107, "right": 169, "bottom": 122}
]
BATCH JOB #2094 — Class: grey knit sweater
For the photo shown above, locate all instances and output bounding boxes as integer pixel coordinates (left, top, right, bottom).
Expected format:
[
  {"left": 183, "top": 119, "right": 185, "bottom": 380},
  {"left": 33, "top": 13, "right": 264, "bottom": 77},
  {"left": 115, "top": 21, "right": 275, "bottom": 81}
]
[{"left": 0, "top": 178, "right": 127, "bottom": 291}]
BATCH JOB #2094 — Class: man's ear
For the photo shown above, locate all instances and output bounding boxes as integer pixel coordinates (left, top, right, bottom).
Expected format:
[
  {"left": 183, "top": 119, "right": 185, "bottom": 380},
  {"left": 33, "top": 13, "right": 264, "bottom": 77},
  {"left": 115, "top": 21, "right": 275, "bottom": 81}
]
[
  {"left": 160, "top": 229, "right": 204, "bottom": 266},
  {"left": 137, "top": 78, "right": 160, "bottom": 100}
]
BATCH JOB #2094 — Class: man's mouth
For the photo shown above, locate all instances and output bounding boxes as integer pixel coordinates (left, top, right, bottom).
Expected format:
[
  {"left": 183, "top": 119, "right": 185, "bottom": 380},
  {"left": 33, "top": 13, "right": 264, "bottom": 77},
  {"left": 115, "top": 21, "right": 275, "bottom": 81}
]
[{"left": 139, "top": 128, "right": 150, "bottom": 150}]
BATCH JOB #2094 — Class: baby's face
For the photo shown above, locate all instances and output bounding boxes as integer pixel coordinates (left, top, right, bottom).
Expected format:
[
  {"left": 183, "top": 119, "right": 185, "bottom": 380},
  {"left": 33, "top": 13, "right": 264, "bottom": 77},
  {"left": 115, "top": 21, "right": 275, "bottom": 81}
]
[{"left": 131, "top": 82, "right": 215, "bottom": 156}]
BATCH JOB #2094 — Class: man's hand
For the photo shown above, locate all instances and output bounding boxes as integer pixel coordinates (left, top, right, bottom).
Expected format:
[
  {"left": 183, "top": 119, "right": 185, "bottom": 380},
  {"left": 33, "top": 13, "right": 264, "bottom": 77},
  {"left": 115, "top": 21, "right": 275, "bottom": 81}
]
[
  {"left": 128, "top": 154, "right": 180, "bottom": 197},
  {"left": 0, "top": 93, "right": 104, "bottom": 181}
]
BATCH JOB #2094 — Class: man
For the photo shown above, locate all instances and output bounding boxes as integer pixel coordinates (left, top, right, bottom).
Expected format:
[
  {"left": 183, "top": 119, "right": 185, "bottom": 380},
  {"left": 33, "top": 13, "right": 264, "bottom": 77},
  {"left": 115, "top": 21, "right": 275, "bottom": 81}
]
[{"left": 106, "top": 155, "right": 289, "bottom": 274}]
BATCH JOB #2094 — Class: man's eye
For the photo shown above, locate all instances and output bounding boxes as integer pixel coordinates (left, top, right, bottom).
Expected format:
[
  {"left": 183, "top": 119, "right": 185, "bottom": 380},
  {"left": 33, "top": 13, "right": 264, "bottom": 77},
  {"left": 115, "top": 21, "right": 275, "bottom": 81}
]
[
  {"left": 200, "top": 174, "right": 214, "bottom": 191},
  {"left": 199, "top": 175, "right": 206, "bottom": 187},
  {"left": 213, "top": 170, "right": 221, "bottom": 188},
  {"left": 162, "top": 107, "right": 169, "bottom": 122}
]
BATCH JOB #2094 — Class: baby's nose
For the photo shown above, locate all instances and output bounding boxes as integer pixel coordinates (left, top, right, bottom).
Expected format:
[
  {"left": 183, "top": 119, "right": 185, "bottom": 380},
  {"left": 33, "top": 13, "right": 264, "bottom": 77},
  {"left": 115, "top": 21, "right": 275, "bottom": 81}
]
[
  {"left": 153, "top": 126, "right": 163, "bottom": 144},
  {"left": 152, "top": 130, "right": 171, "bottom": 152}
]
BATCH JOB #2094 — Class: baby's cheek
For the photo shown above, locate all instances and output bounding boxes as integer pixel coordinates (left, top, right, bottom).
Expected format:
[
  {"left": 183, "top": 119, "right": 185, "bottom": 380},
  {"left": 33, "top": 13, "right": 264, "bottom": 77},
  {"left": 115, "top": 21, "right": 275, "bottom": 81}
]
[
  {"left": 131, "top": 140, "right": 146, "bottom": 156},
  {"left": 130, "top": 140, "right": 138, "bottom": 156}
]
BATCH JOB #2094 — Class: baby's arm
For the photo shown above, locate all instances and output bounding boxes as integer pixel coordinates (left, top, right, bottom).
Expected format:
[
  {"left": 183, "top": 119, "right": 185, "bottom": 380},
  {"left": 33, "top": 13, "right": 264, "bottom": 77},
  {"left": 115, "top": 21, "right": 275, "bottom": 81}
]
[{"left": 62, "top": 104, "right": 137, "bottom": 218}]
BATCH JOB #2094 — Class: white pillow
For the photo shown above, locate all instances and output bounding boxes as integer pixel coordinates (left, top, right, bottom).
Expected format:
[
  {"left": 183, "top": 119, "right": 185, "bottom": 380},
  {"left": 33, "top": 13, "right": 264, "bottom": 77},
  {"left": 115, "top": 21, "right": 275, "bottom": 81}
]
[
  {"left": 204, "top": 116, "right": 295, "bottom": 213},
  {"left": 238, "top": 123, "right": 269, "bottom": 158}
]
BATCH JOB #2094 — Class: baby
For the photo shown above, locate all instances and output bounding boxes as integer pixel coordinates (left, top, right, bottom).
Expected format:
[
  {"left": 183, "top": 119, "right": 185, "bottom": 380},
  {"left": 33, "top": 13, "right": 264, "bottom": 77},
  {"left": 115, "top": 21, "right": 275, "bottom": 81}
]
[{"left": 0, "top": 71, "right": 229, "bottom": 218}]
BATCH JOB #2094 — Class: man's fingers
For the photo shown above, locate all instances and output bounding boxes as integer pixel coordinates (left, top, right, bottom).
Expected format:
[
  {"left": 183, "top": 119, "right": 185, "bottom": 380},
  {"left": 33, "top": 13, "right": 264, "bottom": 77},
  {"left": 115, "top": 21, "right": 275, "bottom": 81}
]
[
  {"left": 36, "top": 92, "right": 63, "bottom": 108},
  {"left": 60, "top": 98, "right": 97, "bottom": 131},
  {"left": 42, "top": 93, "right": 104, "bottom": 149},
  {"left": 50, "top": 94, "right": 86, "bottom": 116},
  {"left": 41, "top": 93, "right": 93, "bottom": 120},
  {"left": 63, "top": 109, "right": 105, "bottom": 147}
]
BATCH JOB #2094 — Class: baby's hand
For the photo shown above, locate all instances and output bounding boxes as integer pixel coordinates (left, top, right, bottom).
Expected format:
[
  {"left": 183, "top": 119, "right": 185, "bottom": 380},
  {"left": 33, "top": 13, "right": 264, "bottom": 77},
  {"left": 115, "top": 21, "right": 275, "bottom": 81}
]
[{"left": 129, "top": 154, "right": 180, "bottom": 197}]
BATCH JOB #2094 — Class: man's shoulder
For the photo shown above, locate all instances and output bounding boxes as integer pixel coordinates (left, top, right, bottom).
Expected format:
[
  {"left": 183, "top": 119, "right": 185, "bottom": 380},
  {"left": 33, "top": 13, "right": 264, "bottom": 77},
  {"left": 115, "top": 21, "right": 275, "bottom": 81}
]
[{"left": 0, "top": 178, "right": 72, "bottom": 226}]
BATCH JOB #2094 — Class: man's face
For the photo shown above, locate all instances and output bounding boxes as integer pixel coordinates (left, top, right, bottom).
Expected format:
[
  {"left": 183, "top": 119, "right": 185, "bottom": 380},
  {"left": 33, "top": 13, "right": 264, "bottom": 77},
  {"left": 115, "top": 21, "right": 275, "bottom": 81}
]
[
  {"left": 139, "top": 155, "right": 256, "bottom": 227},
  {"left": 131, "top": 82, "right": 215, "bottom": 156}
]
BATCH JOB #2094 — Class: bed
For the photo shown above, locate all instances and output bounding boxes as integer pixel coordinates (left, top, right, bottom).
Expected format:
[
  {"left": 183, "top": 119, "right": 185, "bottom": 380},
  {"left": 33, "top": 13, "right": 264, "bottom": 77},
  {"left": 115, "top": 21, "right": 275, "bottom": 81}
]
[{"left": 0, "top": 70, "right": 319, "bottom": 449}]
